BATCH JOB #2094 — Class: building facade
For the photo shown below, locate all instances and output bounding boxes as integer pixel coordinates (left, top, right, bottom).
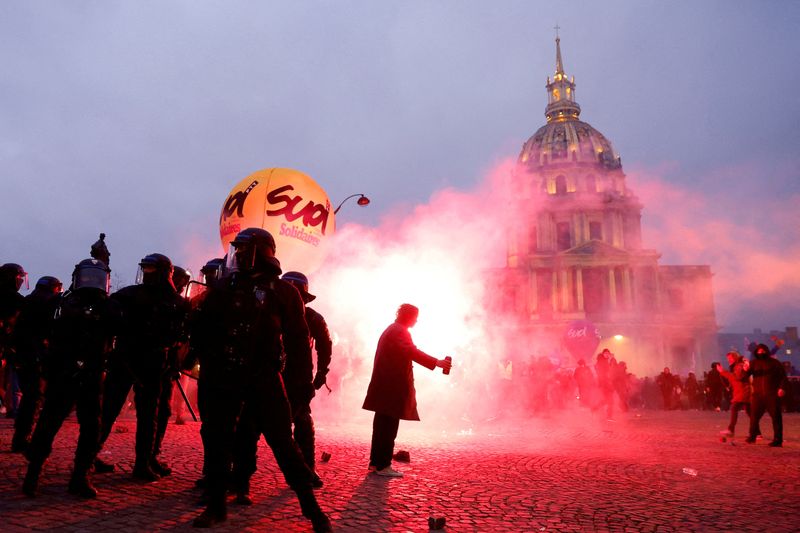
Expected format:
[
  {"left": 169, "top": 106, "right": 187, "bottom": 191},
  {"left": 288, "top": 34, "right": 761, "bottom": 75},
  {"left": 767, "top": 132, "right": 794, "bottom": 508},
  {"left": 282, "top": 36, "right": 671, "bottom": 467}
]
[{"left": 491, "top": 37, "right": 719, "bottom": 377}]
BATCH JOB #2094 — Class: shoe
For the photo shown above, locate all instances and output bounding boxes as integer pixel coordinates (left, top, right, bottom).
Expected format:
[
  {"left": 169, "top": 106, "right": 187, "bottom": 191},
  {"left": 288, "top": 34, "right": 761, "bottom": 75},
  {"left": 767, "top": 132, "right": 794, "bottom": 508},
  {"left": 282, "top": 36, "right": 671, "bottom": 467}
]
[
  {"left": 132, "top": 464, "right": 161, "bottom": 482},
  {"left": 311, "top": 472, "right": 324, "bottom": 489},
  {"left": 150, "top": 459, "right": 172, "bottom": 477},
  {"left": 310, "top": 513, "right": 332, "bottom": 533},
  {"left": 768, "top": 441, "right": 783, "bottom": 448},
  {"left": 68, "top": 477, "right": 98, "bottom": 499},
  {"left": 715, "top": 407, "right": 721, "bottom": 412},
  {"left": 22, "top": 464, "right": 41, "bottom": 497},
  {"left": 719, "top": 430, "right": 733, "bottom": 437},
  {"left": 374, "top": 466, "right": 403, "bottom": 478},
  {"left": 756, "top": 435, "right": 764, "bottom": 441},
  {"left": 93, "top": 458, "right": 116, "bottom": 473},
  {"left": 297, "top": 492, "right": 332, "bottom": 533},
  {"left": 744, "top": 437, "right": 756, "bottom": 444},
  {"left": 192, "top": 508, "right": 227, "bottom": 528},
  {"left": 235, "top": 492, "right": 253, "bottom": 505}
]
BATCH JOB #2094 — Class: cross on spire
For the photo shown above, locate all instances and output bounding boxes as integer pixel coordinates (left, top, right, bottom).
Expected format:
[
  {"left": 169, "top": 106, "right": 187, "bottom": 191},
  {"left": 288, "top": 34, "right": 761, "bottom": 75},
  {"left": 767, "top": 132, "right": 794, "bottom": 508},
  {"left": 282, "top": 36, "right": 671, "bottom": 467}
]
[{"left": 554, "top": 23, "right": 561, "bottom": 39}]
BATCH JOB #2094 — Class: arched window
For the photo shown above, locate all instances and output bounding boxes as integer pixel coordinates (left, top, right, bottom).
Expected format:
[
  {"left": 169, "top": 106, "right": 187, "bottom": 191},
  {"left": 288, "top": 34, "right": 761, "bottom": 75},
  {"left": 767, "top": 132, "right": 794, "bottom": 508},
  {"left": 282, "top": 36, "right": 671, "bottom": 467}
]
[
  {"left": 553, "top": 88, "right": 560, "bottom": 101},
  {"left": 555, "top": 175, "right": 567, "bottom": 195}
]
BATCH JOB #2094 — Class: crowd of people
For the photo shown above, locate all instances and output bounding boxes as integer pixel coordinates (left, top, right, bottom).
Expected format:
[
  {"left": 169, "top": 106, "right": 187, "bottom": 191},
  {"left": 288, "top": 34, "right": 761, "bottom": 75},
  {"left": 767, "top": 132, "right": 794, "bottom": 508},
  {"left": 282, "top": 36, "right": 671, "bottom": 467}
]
[
  {"left": 484, "top": 344, "right": 795, "bottom": 443},
  {"left": 0, "top": 230, "right": 334, "bottom": 531}
]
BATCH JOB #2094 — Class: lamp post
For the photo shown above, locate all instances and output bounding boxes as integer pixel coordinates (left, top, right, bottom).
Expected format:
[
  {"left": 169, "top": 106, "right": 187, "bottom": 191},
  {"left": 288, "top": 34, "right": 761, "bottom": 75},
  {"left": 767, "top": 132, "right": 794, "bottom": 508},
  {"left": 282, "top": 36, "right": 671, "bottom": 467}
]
[{"left": 334, "top": 193, "right": 370, "bottom": 215}]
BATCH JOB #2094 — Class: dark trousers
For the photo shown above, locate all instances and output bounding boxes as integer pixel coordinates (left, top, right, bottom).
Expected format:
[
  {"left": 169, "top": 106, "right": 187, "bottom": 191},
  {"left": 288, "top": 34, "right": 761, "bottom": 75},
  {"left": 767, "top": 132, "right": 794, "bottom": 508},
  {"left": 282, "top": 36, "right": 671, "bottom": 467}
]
[
  {"left": 727, "top": 401, "right": 750, "bottom": 434},
  {"left": 369, "top": 412, "right": 400, "bottom": 470},
  {"left": 13, "top": 365, "right": 44, "bottom": 446},
  {"left": 204, "top": 371, "right": 313, "bottom": 514},
  {"left": 154, "top": 375, "right": 174, "bottom": 457},
  {"left": 27, "top": 370, "right": 102, "bottom": 477},
  {"left": 99, "top": 360, "right": 162, "bottom": 467},
  {"left": 749, "top": 394, "right": 783, "bottom": 443},
  {"left": 287, "top": 383, "right": 316, "bottom": 471}
]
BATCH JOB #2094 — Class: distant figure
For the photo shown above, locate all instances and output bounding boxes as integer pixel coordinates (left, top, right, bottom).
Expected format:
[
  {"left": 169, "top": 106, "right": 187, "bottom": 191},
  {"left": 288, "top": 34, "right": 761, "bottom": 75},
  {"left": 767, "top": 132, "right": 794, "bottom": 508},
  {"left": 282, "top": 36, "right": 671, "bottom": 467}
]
[
  {"left": 683, "top": 372, "right": 701, "bottom": 410},
  {"left": 90, "top": 233, "right": 111, "bottom": 267},
  {"left": 717, "top": 351, "right": 751, "bottom": 438},
  {"left": 746, "top": 344, "right": 788, "bottom": 447},
  {"left": 705, "top": 362, "right": 724, "bottom": 411},
  {"left": 592, "top": 349, "right": 615, "bottom": 419},
  {"left": 362, "top": 304, "right": 451, "bottom": 477},
  {"left": 573, "top": 359, "right": 595, "bottom": 407},
  {"left": 656, "top": 367, "right": 678, "bottom": 410}
]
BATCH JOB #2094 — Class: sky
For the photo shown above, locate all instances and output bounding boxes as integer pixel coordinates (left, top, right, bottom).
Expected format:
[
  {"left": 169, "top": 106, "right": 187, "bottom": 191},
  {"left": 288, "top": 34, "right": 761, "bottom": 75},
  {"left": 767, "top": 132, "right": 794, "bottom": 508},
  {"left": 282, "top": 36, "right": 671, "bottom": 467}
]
[{"left": 1, "top": 1, "right": 799, "bottom": 334}]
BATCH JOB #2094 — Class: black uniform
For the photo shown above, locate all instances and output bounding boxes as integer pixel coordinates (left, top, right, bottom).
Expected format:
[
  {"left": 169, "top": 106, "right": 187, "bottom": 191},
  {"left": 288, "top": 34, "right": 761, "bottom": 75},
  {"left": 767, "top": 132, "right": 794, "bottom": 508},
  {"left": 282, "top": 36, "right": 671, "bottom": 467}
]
[
  {"left": 232, "top": 303, "right": 333, "bottom": 492},
  {"left": 23, "top": 288, "right": 118, "bottom": 497},
  {"left": 10, "top": 286, "right": 61, "bottom": 451},
  {"left": 98, "top": 281, "right": 185, "bottom": 477},
  {"left": 747, "top": 347, "right": 789, "bottom": 446},
  {"left": 193, "top": 271, "right": 327, "bottom": 528}
]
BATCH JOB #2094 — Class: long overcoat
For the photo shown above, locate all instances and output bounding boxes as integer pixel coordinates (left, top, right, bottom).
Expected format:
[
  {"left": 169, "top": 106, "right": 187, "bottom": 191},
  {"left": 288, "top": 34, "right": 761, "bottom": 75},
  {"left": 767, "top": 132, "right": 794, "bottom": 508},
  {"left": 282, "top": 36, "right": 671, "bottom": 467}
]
[{"left": 362, "top": 321, "right": 437, "bottom": 421}]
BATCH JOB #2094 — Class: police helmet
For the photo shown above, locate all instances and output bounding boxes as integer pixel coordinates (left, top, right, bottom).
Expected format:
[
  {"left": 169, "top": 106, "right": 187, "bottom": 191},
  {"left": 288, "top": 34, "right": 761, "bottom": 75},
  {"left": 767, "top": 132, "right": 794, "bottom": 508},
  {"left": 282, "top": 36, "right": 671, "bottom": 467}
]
[
  {"left": 72, "top": 259, "right": 111, "bottom": 293},
  {"left": 281, "top": 271, "right": 316, "bottom": 302},
  {"left": 34, "top": 276, "right": 63, "bottom": 295},
  {"left": 200, "top": 258, "right": 225, "bottom": 284},
  {"left": 135, "top": 253, "right": 174, "bottom": 286},
  {"left": 172, "top": 266, "right": 191, "bottom": 294},
  {"left": 226, "top": 228, "right": 280, "bottom": 275},
  {"left": 0, "top": 263, "right": 28, "bottom": 291}
]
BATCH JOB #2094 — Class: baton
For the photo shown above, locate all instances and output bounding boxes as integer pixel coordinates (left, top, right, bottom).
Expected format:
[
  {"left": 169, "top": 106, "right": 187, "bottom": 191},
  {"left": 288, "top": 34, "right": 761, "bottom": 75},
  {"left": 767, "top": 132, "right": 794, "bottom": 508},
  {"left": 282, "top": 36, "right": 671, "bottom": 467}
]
[{"left": 175, "top": 373, "right": 198, "bottom": 422}]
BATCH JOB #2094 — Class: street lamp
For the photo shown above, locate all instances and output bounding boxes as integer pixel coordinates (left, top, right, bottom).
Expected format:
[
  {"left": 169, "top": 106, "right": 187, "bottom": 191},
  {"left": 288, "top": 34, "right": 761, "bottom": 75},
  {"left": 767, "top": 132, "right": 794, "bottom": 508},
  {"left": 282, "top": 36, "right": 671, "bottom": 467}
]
[{"left": 334, "top": 193, "right": 370, "bottom": 215}]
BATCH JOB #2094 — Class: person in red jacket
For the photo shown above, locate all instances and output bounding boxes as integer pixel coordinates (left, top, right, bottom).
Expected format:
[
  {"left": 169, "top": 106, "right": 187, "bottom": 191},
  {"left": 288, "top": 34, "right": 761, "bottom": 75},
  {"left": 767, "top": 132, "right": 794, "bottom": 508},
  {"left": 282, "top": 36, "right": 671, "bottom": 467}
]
[
  {"left": 362, "top": 304, "right": 451, "bottom": 477},
  {"left": 717, "top": 351, "right": 751, "bottom": 438}
]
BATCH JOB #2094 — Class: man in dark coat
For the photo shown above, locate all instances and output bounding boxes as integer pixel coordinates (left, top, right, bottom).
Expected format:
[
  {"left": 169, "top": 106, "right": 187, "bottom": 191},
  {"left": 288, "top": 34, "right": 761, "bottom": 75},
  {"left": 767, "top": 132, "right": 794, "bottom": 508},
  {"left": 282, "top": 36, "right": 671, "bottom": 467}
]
[
  {"left": 362, "top": 303, "right": 451, "bottom": 477},
  {"left": 746, "top": 343, "right": 789, "bottom": 447}
]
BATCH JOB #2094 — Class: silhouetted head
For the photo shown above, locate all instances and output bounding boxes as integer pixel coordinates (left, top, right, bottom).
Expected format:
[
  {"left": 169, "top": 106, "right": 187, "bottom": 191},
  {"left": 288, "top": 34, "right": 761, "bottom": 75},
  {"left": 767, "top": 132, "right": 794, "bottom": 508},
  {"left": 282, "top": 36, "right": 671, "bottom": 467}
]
[{"left": 396, "top": 303, "right": 419, "bottom": 328}]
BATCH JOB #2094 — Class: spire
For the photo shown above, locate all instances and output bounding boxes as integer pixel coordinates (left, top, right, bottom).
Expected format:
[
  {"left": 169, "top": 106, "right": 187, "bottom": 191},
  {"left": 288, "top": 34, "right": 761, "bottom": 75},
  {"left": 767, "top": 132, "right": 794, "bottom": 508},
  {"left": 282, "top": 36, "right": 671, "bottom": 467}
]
[
  {"left": 544, "top": 30, "right": 580, "bottom": 123},
  {"left": 555, "top": 26, "right": 564, "bottom": 75}
]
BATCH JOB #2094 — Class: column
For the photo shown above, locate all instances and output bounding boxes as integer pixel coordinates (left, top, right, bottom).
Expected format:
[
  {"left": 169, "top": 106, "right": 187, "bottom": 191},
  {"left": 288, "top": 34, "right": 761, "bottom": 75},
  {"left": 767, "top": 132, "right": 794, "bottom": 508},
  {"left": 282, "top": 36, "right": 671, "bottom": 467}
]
[
  {"left": 576, "top": 267, "right": 584, "bottom": 311},
  {"left": 551, "top": 270, "right": 559, "bottom": 312},
  {"left": 622, "top": 267, "right": 633, "bottom": 310},
  {"left": 608, "top": 267, "right": 617, "bottom": 310},
  {"left": 560, "top": 269, "right": 570, "bottom": 311}
]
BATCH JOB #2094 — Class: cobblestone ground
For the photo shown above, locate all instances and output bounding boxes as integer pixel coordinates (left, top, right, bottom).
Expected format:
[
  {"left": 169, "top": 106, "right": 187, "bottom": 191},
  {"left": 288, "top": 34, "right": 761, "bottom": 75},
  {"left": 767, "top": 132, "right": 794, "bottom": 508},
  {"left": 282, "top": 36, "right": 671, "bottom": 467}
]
[{"left": 0, "top": 408, "right": 798, "bottom": 532}]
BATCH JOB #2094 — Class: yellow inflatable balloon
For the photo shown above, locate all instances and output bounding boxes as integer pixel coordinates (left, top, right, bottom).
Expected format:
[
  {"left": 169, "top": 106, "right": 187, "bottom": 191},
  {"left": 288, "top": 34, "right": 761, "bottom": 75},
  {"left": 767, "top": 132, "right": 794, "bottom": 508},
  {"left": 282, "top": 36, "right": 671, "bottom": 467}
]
[{"left": 219, "top": 168, "right": 335, "bottom": 274}]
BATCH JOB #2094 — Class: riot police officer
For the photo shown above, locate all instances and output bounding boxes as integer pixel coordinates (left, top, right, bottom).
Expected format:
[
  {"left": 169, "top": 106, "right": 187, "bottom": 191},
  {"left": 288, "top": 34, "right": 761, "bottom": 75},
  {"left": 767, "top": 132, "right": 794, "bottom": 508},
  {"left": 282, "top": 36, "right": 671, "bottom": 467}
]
[
  {"left": 191, "top": 228, "right": 330, "bottom": 531},
  {"left": 95, "top": 253, "right": 187, "bottom": 480},
  {"left": 0, "top": 263, "right": 28, "bottom": 414},
  {"left": 22, "top": 259, "right": 117, "bottom": 498},
  {"left": 228, "top": 269, "right": 332, "bottom": 498},
  {"left": 11, "top": 276, "right": 63, "bottom": 453},
  {"left": 280, "top": 271, "right": 332, "bottom": 487},
  {"left": 152, "top": 266, "right": 192, "bottom": 471}
]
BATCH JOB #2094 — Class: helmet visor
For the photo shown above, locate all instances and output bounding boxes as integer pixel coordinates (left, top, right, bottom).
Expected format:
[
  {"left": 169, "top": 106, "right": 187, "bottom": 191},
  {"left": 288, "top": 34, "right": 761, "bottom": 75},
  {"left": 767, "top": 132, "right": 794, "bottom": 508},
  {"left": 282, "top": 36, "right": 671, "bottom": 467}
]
[
  {"left": 74, "top": 266, "right": 110, "bottom": 293},
  {"left": 226, "top": 243, "right": 255, "bottom": 273}
]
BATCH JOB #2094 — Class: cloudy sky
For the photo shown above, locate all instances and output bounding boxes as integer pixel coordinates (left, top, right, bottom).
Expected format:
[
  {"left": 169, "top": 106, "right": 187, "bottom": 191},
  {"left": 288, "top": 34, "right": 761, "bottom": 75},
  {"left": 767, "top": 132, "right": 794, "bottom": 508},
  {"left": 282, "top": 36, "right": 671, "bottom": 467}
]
[{"left": 1, "top": 1, "right": 798, "bottom": 332}]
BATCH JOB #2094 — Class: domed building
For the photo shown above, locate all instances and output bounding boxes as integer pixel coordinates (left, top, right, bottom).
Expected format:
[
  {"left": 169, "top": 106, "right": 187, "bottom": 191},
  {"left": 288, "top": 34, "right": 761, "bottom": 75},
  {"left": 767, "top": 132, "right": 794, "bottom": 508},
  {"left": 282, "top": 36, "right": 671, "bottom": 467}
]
[{"left": 492, "top": 36, "right": 719, "bottom": 377}]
